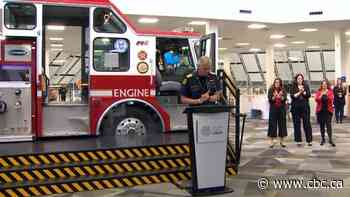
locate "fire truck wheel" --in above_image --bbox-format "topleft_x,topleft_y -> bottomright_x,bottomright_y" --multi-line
110,108 -> 160,136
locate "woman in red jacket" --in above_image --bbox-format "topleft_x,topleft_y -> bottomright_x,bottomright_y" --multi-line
315,80 -> 335,147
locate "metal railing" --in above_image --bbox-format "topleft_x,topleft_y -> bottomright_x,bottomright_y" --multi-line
217,69 -> 247,172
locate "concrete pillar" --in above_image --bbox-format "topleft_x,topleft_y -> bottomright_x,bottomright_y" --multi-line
265,45 -> 275,90
205,22 -> 219,71
334,31 -> 347,80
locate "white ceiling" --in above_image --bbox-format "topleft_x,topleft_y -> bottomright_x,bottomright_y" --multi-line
127,14 -> 350,54
114,0 -> 350,23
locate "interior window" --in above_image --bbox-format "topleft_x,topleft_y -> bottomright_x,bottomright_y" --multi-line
4,3 -> 36,30
93,8 -> 126,33
43,5 -> 90,104
156,38 -> 195,82
93,38 -> 130,72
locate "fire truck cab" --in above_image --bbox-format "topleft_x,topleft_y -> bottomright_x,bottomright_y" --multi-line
0,0 -> 217,142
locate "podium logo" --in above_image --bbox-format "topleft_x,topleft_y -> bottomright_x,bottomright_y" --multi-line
200,125 -> 224,137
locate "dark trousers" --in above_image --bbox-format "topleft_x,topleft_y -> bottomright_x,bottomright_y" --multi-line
317,111 -> 333,142
292,107 -> 313,143
268,107 -> 287,138
334,104 -> 345,122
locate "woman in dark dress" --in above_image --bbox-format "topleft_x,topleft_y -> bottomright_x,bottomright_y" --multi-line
290,73 -> 313,146
333,78 -> 346,123
267,78 -> 288,148
315,80 -> 335,147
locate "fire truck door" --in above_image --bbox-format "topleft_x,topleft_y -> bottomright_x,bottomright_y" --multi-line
199,33 -> 216,72
40,5 -> 90,137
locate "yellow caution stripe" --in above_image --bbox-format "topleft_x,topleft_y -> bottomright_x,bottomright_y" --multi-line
0,172 -> 191,196
0,145 -> 191,168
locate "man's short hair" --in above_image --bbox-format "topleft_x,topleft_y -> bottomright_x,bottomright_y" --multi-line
198,56 -> 211,67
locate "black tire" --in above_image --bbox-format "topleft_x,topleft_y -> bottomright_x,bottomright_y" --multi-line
103,107 -> 162,136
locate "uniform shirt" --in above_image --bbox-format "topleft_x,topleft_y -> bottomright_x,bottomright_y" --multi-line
180,72 -> 221,104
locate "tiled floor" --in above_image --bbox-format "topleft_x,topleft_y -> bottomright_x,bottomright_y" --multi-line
49,119 -> 350,197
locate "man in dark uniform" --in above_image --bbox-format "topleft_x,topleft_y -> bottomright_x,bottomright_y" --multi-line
180,56 -> 222,105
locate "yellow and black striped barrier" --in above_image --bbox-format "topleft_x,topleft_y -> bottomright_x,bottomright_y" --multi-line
0,144 -> 237,197
0,156 -> 192,183
0,167 -> 236,197
0,145 -> 190,169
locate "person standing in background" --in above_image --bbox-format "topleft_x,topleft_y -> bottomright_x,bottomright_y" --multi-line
333,78 -> 347,123
290,73 -> 313,146
315,80 -> 335,147
267,78 -> 288,148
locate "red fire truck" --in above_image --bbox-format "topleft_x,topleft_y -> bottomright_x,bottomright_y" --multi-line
0,0 -> 218,142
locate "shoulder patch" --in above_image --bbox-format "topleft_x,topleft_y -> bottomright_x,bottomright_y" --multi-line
186,73 -> 193,78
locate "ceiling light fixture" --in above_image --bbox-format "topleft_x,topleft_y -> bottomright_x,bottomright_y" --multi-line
248,23 -> 267,29
49,37 -> 64,41
53,60 -> 66,64
274,43 -> 287,48
188,21 -> 208,25
249,48 -> 261,52
299,28 -> 318,32
219,48 -> 227,50
51,44 -> 64,48
47,25 -> 65,31
138,17 -> 159,24
291,41 -> 306,44
288,56 -> 300,61
270,34 -> 286,39
345,32 -> 350,36
308,45 -> 320,49
236,42 -> 250,46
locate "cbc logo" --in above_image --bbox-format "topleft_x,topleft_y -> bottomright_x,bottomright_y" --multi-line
257,177 -> 269,190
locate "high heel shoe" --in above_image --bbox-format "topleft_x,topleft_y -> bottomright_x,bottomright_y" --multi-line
329,141 -> 336,147
280,142 -> 286,148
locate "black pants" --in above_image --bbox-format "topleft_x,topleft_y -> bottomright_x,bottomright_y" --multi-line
292,106 -> 313,143
317,111 -> 333,142
268,106 -> 287,138
334,104 -> 344,122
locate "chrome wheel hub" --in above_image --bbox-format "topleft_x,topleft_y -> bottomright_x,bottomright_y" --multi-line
116,118 -> 146,135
